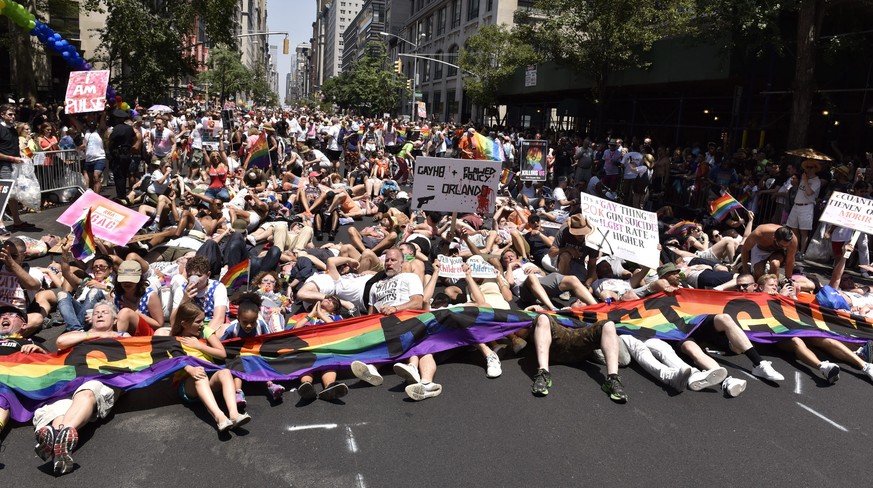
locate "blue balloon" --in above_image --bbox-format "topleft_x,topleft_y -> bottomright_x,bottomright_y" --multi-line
61,51 -> 71,59
84,63 -> 92,70
54,41 -> 63,51
51,34 -> 61,42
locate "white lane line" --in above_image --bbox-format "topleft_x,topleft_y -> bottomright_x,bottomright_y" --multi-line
286,423 -> 338,431
740,370 -> 758,381
356,473 -> 366,488
794,371 -> 802,395
345,426 -> 359,453
796,402 -> 848,432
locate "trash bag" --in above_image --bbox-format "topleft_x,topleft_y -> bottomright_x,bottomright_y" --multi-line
805,221 -> 832,263
11,157 -> 42,211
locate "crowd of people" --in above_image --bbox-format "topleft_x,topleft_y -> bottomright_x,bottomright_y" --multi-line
0,100 -> 872,476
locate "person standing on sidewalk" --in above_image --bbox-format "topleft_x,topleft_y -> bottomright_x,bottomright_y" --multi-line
0,104 -> 35,231
107,110 -> 136,202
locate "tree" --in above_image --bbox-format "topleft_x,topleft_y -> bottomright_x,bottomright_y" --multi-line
321,42 -> 404,116
248,60 -> 279,107
516,0 -> 700,132
199,46 -> 250,103
457,24 -> 541,117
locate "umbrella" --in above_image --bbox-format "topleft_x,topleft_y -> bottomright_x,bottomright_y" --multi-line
785,148 -> 833,161
148,104 -> 172,113
666,220 -> 699,236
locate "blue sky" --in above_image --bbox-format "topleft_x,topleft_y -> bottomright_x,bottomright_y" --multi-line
267,0 -> 317,100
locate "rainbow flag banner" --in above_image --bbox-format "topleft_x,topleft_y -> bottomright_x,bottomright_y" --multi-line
1,290 -> 871,422
70,207 -> 96,260
472,132 -> 502,161
245,132 -> 270,170
710,193 -> 744,221
666,220 -> 699,236
221,258 -> 250,291
500,168 -> 515,186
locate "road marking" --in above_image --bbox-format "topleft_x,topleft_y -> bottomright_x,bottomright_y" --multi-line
286,423 -> 338,431
794,371 -> 802,395
346,426 -> 359,453
356,473 -> 366,488
740,371 -> 758,381
796,402 -> 848,432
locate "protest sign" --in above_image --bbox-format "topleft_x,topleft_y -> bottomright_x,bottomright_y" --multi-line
64,70 -> 110,115
437,254 -> 465,279
0,179 -> 13,221
519,140 -> 547,181
467,255 -> 498,278
417,101 -> 427,119
820,191 -> 873,235
412,157 -> 501,214
57,190 -> 150,246
578,193 -> 660,269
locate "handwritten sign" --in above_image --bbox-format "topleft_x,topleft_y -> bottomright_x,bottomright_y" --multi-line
57,190 -> 150,246
417,101 -> 427,119
411,157 -> 501,214
467,255 -> 497,278
437,255 -> 465,279
578,192 -> 660,269
820,191 -> 873,235
520,140 -> 547,181
64,70 -> 110,115
0,179 -> 13,222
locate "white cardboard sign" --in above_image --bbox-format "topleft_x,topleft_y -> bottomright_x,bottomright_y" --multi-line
820,191 -> 873,235
578,193 -> 660,269
411,157 -> 501,214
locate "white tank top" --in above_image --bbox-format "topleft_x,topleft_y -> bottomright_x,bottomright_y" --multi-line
83,130 -> 105,162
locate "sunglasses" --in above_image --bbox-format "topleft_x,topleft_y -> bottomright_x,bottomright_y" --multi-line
92,264 -> 110,271
737,283 -> 756,289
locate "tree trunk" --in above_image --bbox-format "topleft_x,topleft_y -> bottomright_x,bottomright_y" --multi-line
786,0 -> 825,151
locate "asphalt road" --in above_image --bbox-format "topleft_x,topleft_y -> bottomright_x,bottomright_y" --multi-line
2,194 -> 873,487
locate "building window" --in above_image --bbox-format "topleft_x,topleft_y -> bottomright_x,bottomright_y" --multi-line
425,16 -> 433,40
487,0 -> 493,11
434,50 -> 443,79
436,7 -> 446,35
447,45 -> 458,76
450,0 -> 461,28
423,58 -> 431,82
447,89 -> 457,119
467,0 -> 479,20
434,91 -> 443,121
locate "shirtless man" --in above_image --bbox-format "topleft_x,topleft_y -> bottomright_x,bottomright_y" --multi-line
740,224 -> 797,281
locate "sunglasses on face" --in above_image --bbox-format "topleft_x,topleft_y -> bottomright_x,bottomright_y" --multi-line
737,283 -> 756,289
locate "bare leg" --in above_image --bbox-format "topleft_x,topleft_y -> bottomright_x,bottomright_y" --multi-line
679,340 -> 720,371
809,337 -> 866,369
49,389 -> 97,430
558,276 -> 596,305
533,314 -> 552,370
418,354 -> 437,382
712,313 -> 753,354
600,321 -> 620,375
212,369 -> 240,419
526,275 -> 557,310
347,227 -> 366,253
184,376 -> 229,425
320,371 -> 337,388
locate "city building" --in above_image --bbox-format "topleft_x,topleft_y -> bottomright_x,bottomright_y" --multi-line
340,0 -> 386,73
322,0 -> 364,79
295,42 -> 312,99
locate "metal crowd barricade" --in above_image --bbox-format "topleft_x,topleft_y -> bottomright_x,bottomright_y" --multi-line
32,148 -> 86,200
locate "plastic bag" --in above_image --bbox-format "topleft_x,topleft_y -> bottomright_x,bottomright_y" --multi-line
805,221 -> 831,263
11,157 -> 42,211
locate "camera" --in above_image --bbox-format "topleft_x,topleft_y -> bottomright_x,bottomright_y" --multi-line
781,278 -> 793,287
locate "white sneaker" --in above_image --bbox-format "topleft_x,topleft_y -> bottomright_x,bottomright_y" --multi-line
863,363 -> 873,382
558,291 -> 572,301
393,362 -> 421,384
752,360 -> 784,381
405,381 -> 442,401
246,235 -> 257,246
688,367 -> 728,391
485,352 -> 502,378
818,360 -> 840,385
661,365 -> 692,392
351,360 -> 383,386
722,376 -> 747,397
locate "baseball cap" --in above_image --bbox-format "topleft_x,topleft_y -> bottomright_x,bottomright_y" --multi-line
117,260 -> 143,283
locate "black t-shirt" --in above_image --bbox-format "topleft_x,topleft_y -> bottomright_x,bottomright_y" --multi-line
108,123 -> 136,160
0,124 -> 20,158
275,119 -> 289,138
0,336 -> 34,355
553,227 -> 597,259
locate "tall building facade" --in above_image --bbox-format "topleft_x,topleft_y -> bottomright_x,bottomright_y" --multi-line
295,42 -> 312,99
237,0 -> 269,70
341,0 -> 386,73
322,0 -> 363,79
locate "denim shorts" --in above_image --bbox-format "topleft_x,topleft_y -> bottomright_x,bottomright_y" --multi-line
85,158 -> 107,172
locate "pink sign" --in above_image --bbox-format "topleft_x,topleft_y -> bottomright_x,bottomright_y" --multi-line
64,70 -> 110,114
58,191 -> 149,246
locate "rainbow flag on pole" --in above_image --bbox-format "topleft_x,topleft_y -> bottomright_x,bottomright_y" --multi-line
500,168 -> 515,186
472,132 -> 502,161
221,258 -> 250,291
244,132 -> 270,170
70,207 -> 96,261
710,193 -> 744,221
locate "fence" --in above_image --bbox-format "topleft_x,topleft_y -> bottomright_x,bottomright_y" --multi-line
32,148 -> 86,200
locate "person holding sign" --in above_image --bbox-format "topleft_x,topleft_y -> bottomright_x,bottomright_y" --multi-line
499,248 -> 597,310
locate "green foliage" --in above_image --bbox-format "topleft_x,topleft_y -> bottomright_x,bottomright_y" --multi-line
248,60 -> 279,106
198,46 -> 250,103
458,24 -> 541,113
321,41 -> 404,116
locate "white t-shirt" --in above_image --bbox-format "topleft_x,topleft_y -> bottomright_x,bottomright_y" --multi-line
83,130 -> 105,162
794,176 -> 820,205
148,169 -> 169,195
369,273 -> 423,312
326,125 -> 341,151
334,273 -> 371,310
305,272 -> 336,296
191,124 -> 203,150
621,152 -> 643,180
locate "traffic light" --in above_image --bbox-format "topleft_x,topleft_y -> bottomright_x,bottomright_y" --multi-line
283,36 -> 289,55
406,79 -> 412,90
394,59 -> 402,74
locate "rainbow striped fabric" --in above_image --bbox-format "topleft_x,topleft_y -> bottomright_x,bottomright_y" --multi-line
666,220 -> 698,236
710,193 -> 744,221
70,207 -> 96,260
244,132 -> 270,170
221,258 -> 250,291
472,132 -> 502,161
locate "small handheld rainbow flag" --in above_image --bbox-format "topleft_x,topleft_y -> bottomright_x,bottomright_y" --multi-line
221,259 -> 250,291
500,168 -> 515,186
244,132 -> 270,170
70,207 -> 96,261
710,193 -> 744,221
666,220 -> 698,236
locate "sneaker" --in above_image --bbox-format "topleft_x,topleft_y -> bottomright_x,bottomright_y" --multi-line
857,340 -> 873,362
235,390 -> 246,408
818,360 -> 840,384
721,376 -> 747,398
34,425 -> 55,462
863,363 -> 873,382
52,425 -> 78,475
601,374 -> 628,403
267,382 -> 285,401
661,365 -> 692,392
217,418 -> 234,433
246,235 -> 257,246
351,360 -> 384,386
485,352 -> 502,378
405,381 -> 442,401
230,412 -> 252,429
558,291 -> 572,301
531,368 -> 552,396
318,382 -> 349,401
297,381 -> 317,400
393,362 -> 421,384
752,360 -> 785,381
688,367 -> 728,391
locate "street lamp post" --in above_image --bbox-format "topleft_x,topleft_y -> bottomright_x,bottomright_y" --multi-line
379,31 -> 426,119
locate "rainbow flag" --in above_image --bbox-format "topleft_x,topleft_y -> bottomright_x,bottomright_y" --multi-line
420,126 -> 431,139
70,207 -> 96,260
737,191 -> 751,206
666,220 -> 698,236
500,168 -> 515,186
473,132 -> 502,161
710,193 -> 744,221
221,258 -> 250,291
244,132 -> 270,170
